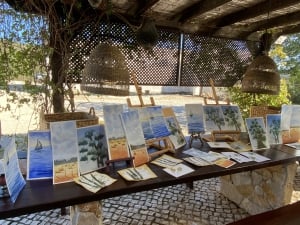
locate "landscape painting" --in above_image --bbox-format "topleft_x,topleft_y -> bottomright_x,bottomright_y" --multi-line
103,104 -> 130,160
266,114 -> 282,145
50,121 -> 79,184
77,125 -> 108,174
185,104 -> 205,134
162,107 -> 186,149
27,130 -> 53,180
120,110 -> 149,166
203,105 -> 226,131
221,105 -> 246,132
246,117 -> 270,150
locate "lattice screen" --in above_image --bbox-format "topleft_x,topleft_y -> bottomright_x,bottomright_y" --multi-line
68,19 -> 259,87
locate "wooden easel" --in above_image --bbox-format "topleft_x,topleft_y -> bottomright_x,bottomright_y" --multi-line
127,73 -> 174,158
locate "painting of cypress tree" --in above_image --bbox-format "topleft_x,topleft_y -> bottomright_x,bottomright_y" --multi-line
221,105 -> 246,132
266,114 -> 282,145
203,105 -> 225,131
246,117 -> 269,150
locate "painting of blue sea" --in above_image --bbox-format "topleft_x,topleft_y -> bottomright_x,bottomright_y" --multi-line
27,130 -> 53,180
3,136 -> 26,203
135,107 -> 154,140
185,104 -> 205,134
147,106 -> 170,138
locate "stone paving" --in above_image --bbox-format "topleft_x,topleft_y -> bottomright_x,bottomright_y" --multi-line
1,94 -> 300,224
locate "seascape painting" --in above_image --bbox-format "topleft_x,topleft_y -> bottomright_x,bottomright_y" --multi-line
266,114 -> 282,145
27,130 -> 53,180
185,104 -> 205,134
50,121 -> 79,184
246,117 -> 270,150
103,104 -> 130,160
147,106 -> 170,138
77,125 -> 108,174
135,107 -> 154,140
120,110 -> 149,166
3,136 -> 26,203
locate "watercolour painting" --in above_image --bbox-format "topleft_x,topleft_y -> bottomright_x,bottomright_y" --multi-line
185,104 -> 205,134
77,125 -> 108,174
3,136 -> 26,203
203,105 -> 226,131
162,107 -> 186,149
221,105 -> 246,132
266,114 -> 282,145
27,130 -> 53,180
120,110 -> 149,166
147,106 -> 170,138
135,107 -> 154,140
280,105 -> 300,143
50,121 -> 79,184
245,117 -> 270,150
103,104 -> 130,160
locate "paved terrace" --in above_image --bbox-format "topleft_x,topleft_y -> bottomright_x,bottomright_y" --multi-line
0,94 -> 300,225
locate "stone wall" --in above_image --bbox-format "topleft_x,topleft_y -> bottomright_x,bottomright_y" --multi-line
219,162 -> 297,215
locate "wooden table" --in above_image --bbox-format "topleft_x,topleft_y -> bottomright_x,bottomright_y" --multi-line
0,144 -> 299,219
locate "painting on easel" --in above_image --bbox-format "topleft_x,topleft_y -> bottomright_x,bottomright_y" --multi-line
220,105 -> 246,132
103,104 -> 131,161
185,104 -> 205,134
120,110 -> 149,166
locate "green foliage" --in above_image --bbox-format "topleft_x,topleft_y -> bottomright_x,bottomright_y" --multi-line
247,118 -> 267,149
228,79 -> 290,118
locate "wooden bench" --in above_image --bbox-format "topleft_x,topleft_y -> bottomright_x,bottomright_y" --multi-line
227,201 -> 300,225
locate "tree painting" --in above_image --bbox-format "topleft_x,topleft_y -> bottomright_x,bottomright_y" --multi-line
221,105 -> 245,131
246,118 -> 269,150
203,106 -> 225,131
77,125 -> 108,174
266,114 -> 282,144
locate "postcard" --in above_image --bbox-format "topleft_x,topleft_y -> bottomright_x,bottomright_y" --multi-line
163,163 -> 194,178
183,148 -> 210,158
207,142 -> 232,149
50,120 -> 80,184
74,171 -> 116,193
151,154 -> 183,168
214,158 -> 236,168
77,125 -> 108,174
117,164 -> 157,181
3,136 -> 26,203
183,157 -> 212,166
240,152 -> 270,162
27,130 -> 53,180
221,152 -> 252,163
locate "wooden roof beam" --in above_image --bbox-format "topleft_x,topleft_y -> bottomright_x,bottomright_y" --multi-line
278,23 -> 300,36
215,0 -> 300,27
172,0 -> 232,23
128,0 -> 160,17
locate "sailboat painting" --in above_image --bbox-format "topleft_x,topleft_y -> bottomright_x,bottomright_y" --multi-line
27,130 -> 53,180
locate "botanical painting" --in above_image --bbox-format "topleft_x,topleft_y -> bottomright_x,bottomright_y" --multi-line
103,104 -> 130,160
120,110 -> 149,167
27,130 -> 53,180
50,121 -> 79,184
245,117 -> 270,150
77,125 -> 108,174
3,136 -> 26,203
147,106 -> 170,138
266,114 -> 282,145
162,107 -> 186,149
203,105 -> 226,131
221,105 -> 246,132
185,104 -> 205,134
